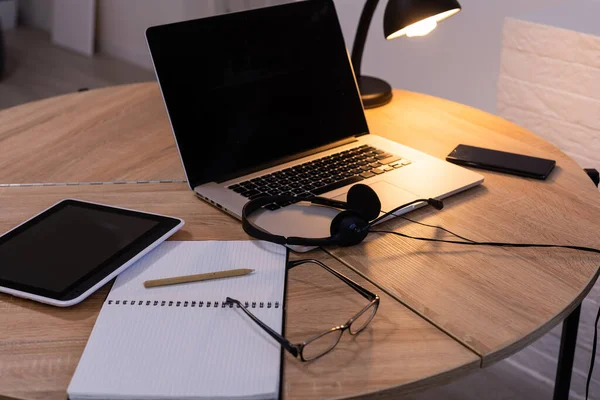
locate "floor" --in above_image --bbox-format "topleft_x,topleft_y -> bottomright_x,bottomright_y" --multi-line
0,27 -> 155,110
2,26 -> 600,400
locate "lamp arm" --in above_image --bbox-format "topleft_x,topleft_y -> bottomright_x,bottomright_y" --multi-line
351,0 -> 380,80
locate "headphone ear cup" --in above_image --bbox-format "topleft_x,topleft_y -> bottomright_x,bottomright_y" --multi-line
330,210 -> 370,246
346,184 -> 381,221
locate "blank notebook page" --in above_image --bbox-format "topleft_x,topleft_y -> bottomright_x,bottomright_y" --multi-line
68,240 -> 287,400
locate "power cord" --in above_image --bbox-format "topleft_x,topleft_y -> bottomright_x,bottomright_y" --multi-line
398,215 -> 475,243
371,229 -> 600,255
369,224 -> 600,399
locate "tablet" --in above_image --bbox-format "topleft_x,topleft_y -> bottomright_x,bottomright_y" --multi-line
0,199 -> 184,307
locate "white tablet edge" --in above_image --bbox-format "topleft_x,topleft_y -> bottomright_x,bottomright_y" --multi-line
0,198 -> 185,307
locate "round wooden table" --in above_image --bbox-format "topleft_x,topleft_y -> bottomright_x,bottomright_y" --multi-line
1,83 -> 599,400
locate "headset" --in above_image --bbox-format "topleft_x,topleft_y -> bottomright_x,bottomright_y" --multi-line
242,183 -> 600,399
242,183 -> 443,247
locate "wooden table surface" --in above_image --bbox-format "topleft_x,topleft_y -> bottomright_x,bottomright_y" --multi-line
1,83 -> 599,399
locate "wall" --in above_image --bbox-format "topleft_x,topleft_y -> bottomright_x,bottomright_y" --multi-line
52,0 -> 95,55
224,0 -> 290,12
497,0 -> 600,169
18,0 -> 53,32
96,0 -> 222,70
96,0 -> 288,70
332,0 -> 564,114
0,0 -> 18,30
94,0 -> 565,114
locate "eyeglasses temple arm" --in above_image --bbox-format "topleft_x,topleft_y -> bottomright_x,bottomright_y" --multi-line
287,259 -> 377,301
225,297 -> 299,357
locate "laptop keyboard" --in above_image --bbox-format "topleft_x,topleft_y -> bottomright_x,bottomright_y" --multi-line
227,144 -> 412,211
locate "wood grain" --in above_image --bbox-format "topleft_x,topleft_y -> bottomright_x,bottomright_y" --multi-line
0,84 -> 183,184
0,82 -> 587,187
0,183 -> 242,242
2,83 -> 600,398
0,184 -> 479,400
283,252 -> 478,400
329,90 -> 600,365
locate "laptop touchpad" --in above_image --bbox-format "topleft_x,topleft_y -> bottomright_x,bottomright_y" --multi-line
333,181 -> 418,213
250,181 -> 419,240
249,203 -> 339,239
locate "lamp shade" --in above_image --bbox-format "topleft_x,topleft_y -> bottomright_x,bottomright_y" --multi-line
384,0 -> 461,39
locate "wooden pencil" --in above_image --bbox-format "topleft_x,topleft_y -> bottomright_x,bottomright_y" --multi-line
143,268 -> 254,288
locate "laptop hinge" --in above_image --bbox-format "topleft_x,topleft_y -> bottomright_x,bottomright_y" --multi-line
216,136 -> 359,183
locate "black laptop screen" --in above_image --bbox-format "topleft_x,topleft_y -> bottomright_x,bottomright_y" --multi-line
146,0 -> 369,188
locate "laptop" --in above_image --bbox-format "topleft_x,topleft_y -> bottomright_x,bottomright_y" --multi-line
146,0 -> 483,252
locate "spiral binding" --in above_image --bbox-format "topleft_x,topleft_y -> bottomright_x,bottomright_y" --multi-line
106,299 -> 280,309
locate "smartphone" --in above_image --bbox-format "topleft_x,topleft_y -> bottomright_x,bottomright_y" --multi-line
446,144 -> 556,180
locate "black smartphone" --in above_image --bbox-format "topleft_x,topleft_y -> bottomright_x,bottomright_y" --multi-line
446,144 -> 556,180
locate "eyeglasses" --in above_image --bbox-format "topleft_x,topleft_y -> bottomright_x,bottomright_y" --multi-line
225,259 -> 380,362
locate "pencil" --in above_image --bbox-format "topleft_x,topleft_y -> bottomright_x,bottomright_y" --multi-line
143,268 -> 254,288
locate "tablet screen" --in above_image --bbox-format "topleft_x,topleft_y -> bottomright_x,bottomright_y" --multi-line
0,200 -> 182,301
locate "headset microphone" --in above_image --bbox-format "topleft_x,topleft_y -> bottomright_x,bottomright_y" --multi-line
428,199 -> 444,210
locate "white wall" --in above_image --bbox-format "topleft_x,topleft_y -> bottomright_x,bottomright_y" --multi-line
224,0 -> 290,13
497,0 -> 600,169
332,0 -> 564,114
52,0 -> 95,56
0,0 -> 18,30
18,0 -> 53,32
92,0 -> 565,114
97,0 -> 222,70
95,0 -> 288,70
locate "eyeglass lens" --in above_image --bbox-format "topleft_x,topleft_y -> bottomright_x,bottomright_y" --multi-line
302,329 -> 344,361
349,301 -> 378,335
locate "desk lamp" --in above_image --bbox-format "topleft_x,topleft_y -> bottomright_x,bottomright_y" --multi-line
352,0 -> 461,108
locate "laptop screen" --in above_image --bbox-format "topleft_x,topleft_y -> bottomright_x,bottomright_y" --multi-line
147,0 -> 369,188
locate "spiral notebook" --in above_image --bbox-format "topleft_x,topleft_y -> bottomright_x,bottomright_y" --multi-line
68,240 -> 288,400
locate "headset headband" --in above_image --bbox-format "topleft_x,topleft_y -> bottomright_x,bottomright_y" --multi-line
242,195 -> 342,246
